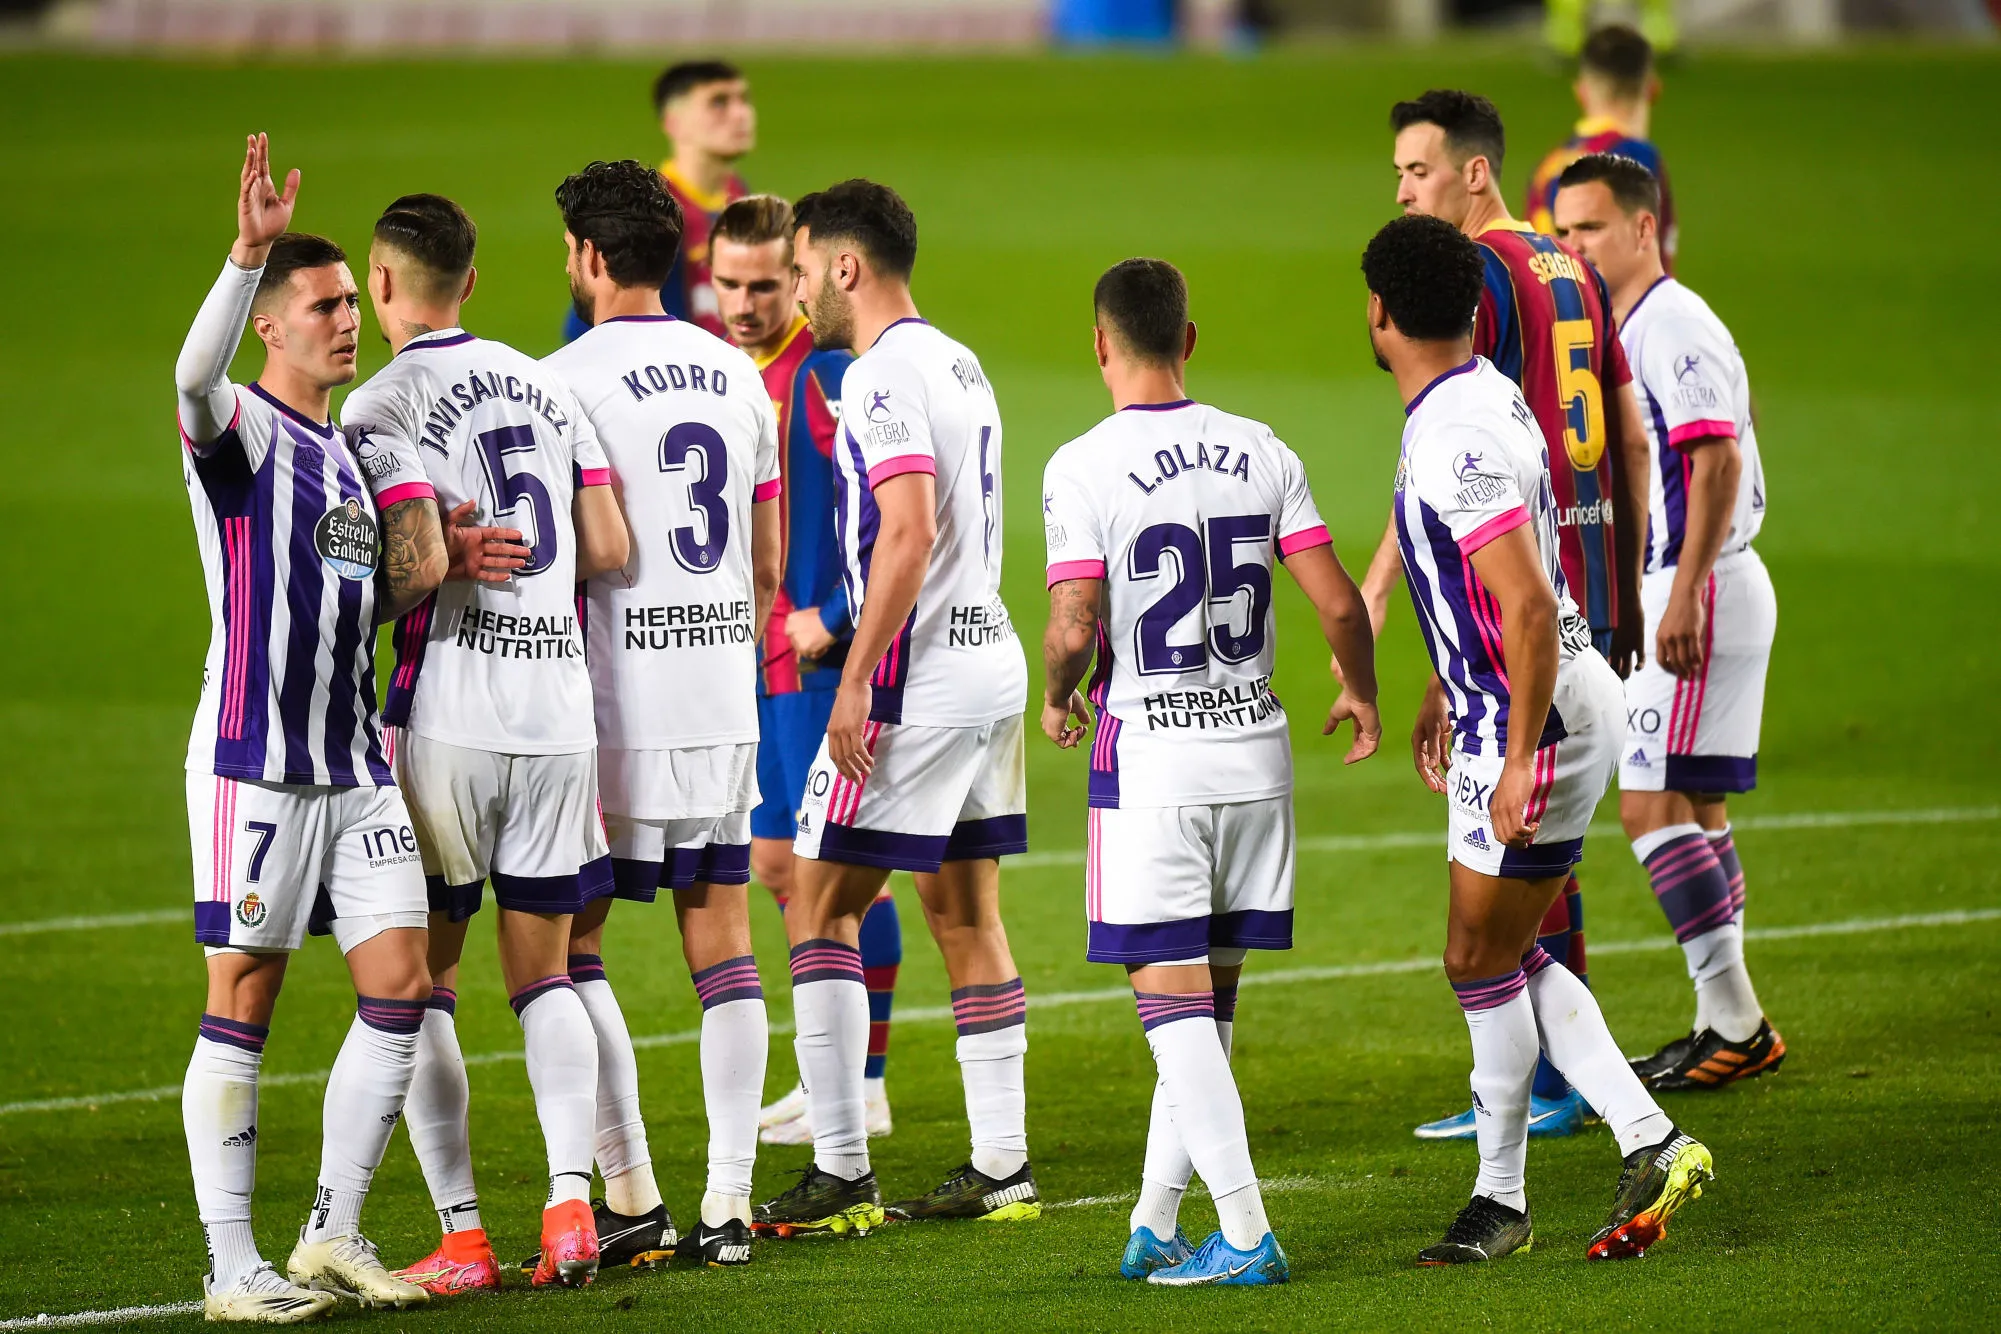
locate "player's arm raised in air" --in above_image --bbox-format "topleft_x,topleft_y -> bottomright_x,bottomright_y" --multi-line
1654,428 -> 1740,679
1282,544 -> 1382,763
1041,576 -> 1099,750
1465,524 -> 1562,848
830,470 -> 936,781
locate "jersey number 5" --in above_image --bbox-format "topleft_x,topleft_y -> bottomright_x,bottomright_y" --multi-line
475,425 -> 559,576
1552,317 -> 1606,471
1129,515 -> 1272,675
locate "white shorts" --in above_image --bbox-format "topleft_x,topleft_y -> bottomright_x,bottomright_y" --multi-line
188,772 -> 426,954
794,714 -> 1028,873
1084,795 -> 1295,965
1448,650 -> 1623,878
393,730 -> 607,919
597,742 -> 758,901
1620,549 -> 1775,794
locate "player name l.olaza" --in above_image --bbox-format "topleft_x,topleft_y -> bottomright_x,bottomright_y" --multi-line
454,606 -> 582,658
948,600 -> 1016,647
623,601 -> 755,650
419,370 -> 570,455
619,360 -> 732,403
1141,678 -> 1282,732
1127,440 -> 1252,494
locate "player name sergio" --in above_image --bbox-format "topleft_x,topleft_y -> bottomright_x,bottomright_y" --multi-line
1127,439 -> 1253,494
623,600 -> 756,649
416,368 -> 570,454
1141,678 -> 1282,732
455,606 -> 582,658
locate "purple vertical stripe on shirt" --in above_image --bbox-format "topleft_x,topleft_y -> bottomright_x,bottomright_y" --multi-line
278,433 -> 328,781
1646,389 -> 1688,570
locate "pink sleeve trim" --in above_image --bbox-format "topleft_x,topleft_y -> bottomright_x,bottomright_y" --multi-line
1277,525 -> 1332,558
1458,506 -> 1530,555
1047,559 -> 1107,587
1666,419 -> 1736,450
752,477 -> 783,503
374,480 -> 437,510
866,454 -> 936,488
177,398 -> 242,451
578,467 -> 613,488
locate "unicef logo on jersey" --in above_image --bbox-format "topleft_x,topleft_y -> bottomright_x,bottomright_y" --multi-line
315,497 -> 380,581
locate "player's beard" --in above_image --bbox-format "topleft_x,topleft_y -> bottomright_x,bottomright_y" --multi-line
804,280 -> 854,351
1368,324 -> 1391,373
568,269 -> 595,330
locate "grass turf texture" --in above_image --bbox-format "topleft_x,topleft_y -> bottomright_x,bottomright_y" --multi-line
2,44 -> 1998,1331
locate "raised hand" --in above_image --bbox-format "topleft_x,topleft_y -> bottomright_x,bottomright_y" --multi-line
232,132 -> 299,268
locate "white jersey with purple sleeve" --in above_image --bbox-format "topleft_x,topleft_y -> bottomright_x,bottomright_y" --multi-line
1393,357 -> 1593,758
543,314 -> 781,750
835,318 -> 1027,727
341,329 -> 605,755
1620,277 -> 1767,575
1042,399 -> 1330,808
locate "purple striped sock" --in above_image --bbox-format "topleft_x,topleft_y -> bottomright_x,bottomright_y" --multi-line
1213,982 -> 1240,1025
426,985 -> 457,1015
1645,831 -> 1735,943
788,938 -> 864,986
1707,828 -> 1746,918
950,978 -> 1026,1036
691,955 -> 765,1009
356,995 -> 426,1036
567,953 -> 606,985
1520,945 -> 1555,978
1134,990 -> 1215,1032
198,1013 -> 269,1053
1451,968 -> 1527,1012
508,974 -> 573,1018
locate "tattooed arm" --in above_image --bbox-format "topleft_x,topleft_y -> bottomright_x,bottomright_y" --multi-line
375,497 -> 449,624
1041,577 -> 1101,749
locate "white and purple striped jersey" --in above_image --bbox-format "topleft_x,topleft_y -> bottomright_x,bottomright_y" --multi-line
1042,400 -> 1329,808
1393,358 -> 1593,758
341,329 -> 607,755
182,382 -> 393,788
543,315 -> 781,750
836,319 -> 1027,727
1619,277 -> 1767,575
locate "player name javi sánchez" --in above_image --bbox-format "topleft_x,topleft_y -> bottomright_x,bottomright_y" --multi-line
1141,678 -> 1282,732
418,370 -> 570,455
623,600 -> 755,649
455,606 -> 582,658
1128,439 -> 1253,494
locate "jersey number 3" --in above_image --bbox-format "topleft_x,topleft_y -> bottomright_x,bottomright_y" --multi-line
659,421 -> 730,573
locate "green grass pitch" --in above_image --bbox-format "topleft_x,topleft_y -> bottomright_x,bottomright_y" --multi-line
2,43 -> 1998,1331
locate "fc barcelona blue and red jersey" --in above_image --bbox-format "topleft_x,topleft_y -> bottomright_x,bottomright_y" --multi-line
756,318 -> 853,695
1525,118 -> 1676,273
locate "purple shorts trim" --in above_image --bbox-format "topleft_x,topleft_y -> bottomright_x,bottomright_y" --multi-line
1211,908 -> 1293,952
943,814 -> 1028,861
491,870 -> 585,916
194,901 -> 233,945
1085,909 -> 1292,965
1664,754 -> 1758,794
1497,836 -> 1587,880
815,824 -> 952,874
426,875 -> 485,923
605,842 -> 753,904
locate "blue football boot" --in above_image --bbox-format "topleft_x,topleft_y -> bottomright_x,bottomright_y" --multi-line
1119,1225 -> 1194,1279
1146,1230 -> 1288,1287
1414,1088 -> 1592,1140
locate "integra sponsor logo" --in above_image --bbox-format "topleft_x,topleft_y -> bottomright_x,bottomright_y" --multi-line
315,498 -> 380,580
622,601 -> 754,649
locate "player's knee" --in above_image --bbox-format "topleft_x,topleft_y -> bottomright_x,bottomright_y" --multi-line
751,840 -> 793,897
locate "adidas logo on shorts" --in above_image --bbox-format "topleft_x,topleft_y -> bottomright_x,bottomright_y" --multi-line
1462,828 -> 1491,851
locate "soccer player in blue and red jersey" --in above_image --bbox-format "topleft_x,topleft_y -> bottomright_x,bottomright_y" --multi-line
1356,89 -> 1652,1141
707,195 -> 905,1148
560,60 -> 752,344
1525,26 -> 1677,274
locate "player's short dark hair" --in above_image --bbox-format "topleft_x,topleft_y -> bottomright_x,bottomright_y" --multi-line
653,59 -> 743,114
792,179 -> 917,281
254,232 -> 346,310
1361,214 -> 1484,343
1390,89 -> 1507,178
1093,258 -> 1188,364
372,193 -> 477,300
1557,151 -> 1662,217
555,159 -> 684,288
1579,24 -> 1653,97
713,194 -> 795,250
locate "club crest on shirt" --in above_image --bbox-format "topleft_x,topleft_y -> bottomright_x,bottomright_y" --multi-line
235,891 -> 267,928
315,497 -> 380,581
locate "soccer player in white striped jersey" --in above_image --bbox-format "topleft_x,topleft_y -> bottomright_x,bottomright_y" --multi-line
543,159 -> 783,1269
176,135 -> 447,1323
341,193 -> 631,1291
754,180 -> 1034,1235
1364,213 -> 1710,1266
1554,153 -> 1784,1091
1040,258 -> 1381,1286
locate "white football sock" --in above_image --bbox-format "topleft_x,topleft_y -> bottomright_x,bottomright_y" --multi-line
305,999 -> 424,1241
958,1025 -> 1029,1180
1143,1006 -> 1261,1244
1685,923 -> 1763,1042
701,996 -> 769,1200
701,1191 -> 752,1228
404,1001 -> 481,1235
791,973 -> 870,1180
514,979 -> 598,1206
183,1023 -> 266,1288
1525,961 -> 1674,1155
1214,1182 -> 1271,1250
571,974 -> 660,1215
1130,1174 -> 1185,1238
1459,985 -> 1538,1213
